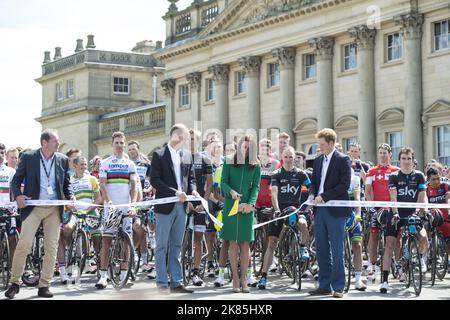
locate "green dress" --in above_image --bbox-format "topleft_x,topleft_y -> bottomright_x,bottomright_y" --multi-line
220,158 -> 261,242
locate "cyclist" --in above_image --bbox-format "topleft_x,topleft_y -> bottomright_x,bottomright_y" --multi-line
60,156 -> 102,282
0,143 -> 18,265
346,168 -> 366,290
365,143 -> 399,282
426,168 -> 450,255
96,131 -> 138,289
128,140 -> 152,273
188,129 -> 213,286
6,148 -> 19,169
380,147 -> 428,293
272,132 -> 290,163
258,147 -> 310,290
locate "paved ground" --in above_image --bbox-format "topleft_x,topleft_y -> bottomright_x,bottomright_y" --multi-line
3,267 -> 450,301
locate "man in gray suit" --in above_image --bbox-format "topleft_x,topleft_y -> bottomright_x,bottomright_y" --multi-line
5,129 -> 73,299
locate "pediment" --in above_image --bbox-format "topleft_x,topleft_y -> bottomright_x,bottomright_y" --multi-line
199,0 -> 337,38
423,99 -> 450,116
335,115 -> 358,130
377,107 -> 404,122
293,117 -> 317,134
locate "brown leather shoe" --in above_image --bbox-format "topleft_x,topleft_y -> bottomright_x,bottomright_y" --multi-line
38,287 -> 54,298
4,283 -> 20,299
170,286 -> 194,294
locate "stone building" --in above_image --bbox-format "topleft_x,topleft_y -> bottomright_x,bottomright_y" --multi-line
36,36 -> 167,159
155,0 -> 450,167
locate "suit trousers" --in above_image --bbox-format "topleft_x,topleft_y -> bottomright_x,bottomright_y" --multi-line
314,207 -> 346,292
10,206 -> 61,288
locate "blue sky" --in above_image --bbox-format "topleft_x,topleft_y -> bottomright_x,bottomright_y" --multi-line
0,0 -> 192,149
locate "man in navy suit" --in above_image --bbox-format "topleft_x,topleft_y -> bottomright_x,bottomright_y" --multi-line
308,128 -> 351,298
5,129 -> 73,299
151,123 -> 199,294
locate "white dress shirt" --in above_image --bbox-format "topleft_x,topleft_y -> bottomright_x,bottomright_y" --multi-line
39,150 -> 57,200
168,144 -> 182,191
318,148 -> 336,195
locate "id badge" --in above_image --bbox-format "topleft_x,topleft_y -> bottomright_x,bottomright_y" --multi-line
47,186 -> 54,195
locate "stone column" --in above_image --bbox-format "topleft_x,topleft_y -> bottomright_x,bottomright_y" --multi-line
186,72 -> 202,125
161,78 -> 176,135
309,37 -> 334,130
395,11 -> 424,166
208,64 -> 230,137
349,25 -> 377,163
239,56 -> 262,131
272,47 -> 296,135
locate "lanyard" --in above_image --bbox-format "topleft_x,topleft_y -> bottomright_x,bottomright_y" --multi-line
40,154 -> 55,186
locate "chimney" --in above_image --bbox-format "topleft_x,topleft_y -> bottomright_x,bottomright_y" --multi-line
156,41 -> 163,49
75,39 -> 84,52
86,34 -> 96,49
54,47 -> 62,60
43,51 -> 52,64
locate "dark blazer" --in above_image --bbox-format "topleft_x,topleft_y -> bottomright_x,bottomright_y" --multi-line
11,149 -> 72,221
150,146 -> 197,214
309,150 -> 352,216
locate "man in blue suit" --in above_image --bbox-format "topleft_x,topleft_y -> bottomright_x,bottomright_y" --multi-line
308,128 -> 351,298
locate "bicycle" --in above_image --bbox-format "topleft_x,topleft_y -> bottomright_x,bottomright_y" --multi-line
103,209 -> 135,290
251,207 -> 271,277
65,211 -> 91,283
277,208 -> 310,291
181,211 -> 208,286
0,211 -> 20,290
395,213 -> 424,296
131,208 -> 154,279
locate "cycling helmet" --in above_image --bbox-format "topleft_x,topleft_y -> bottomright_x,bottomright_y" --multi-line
282,206 -> 298,227
376,209 -> 389,226
103,208 -> 122,230
86,214 -> 101,229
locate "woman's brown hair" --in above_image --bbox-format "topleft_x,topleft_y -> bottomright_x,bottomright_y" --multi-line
233,135 -> 259,169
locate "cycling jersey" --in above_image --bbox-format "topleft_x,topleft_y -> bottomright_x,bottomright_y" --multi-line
133,159 -> 151,190
256,158 -> 280,208
0,164 -> 15,203
427,182 -> 450,217
388,170 -> 426,216
271,167 -> 310,210
366,164 -> 399,201
71,173 -> 99,213
348,174 -> 361,201
99,155 -> 137,208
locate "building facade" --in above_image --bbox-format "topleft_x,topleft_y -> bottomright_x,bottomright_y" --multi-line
155,0 -> 450,167
36,36 -> 167,159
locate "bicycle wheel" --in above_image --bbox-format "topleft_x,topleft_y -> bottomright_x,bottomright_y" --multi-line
430,232 -> 437,286
109,231 -> 134,290
130,249 -> 141,281
308,236 -> 318,277
436,232 -> 449,281
278,229 -> 293,279
0,233 -> 10,290
344,235 -> 352,293
181,230 -> 193,286
21,237 -> 42,287
251,227 -> 266,277
290,232 -> 302,291
74,229 -> 89,277
409,236 -> 422,296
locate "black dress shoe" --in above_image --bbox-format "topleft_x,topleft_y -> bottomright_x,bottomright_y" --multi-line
38,287 -> 54,298
5,283 -> 20,299
308,288 -> 332,296
170,286 -> 194,294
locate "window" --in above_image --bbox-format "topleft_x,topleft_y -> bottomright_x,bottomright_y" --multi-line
67,79 -> 74,98
343,137 -> 358,153
436,125 -> 450,165
304,54 -> 316,80
388,132 -> 403,165
113,77 -> 129,94
179,85 -> 189,107
343,43 -> 357,71
176,14 -> 191,34
268,63 -> 280,87
56,82 -> 64,101
434,20 -> 450,51
387,33 -> 403,61
235,71 -> 247,95
206,79 -> 215,101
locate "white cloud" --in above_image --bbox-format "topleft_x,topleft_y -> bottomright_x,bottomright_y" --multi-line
0,0 -> 193,150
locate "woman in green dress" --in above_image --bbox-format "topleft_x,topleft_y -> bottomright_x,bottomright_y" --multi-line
221,135 -> 261,293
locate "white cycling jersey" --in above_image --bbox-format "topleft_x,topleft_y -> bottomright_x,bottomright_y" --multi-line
0,164 -> 15,203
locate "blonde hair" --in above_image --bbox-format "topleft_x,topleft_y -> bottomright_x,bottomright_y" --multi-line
315,128 -> 337,144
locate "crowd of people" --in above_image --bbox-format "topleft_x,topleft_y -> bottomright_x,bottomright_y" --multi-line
1,124 -> 449,299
